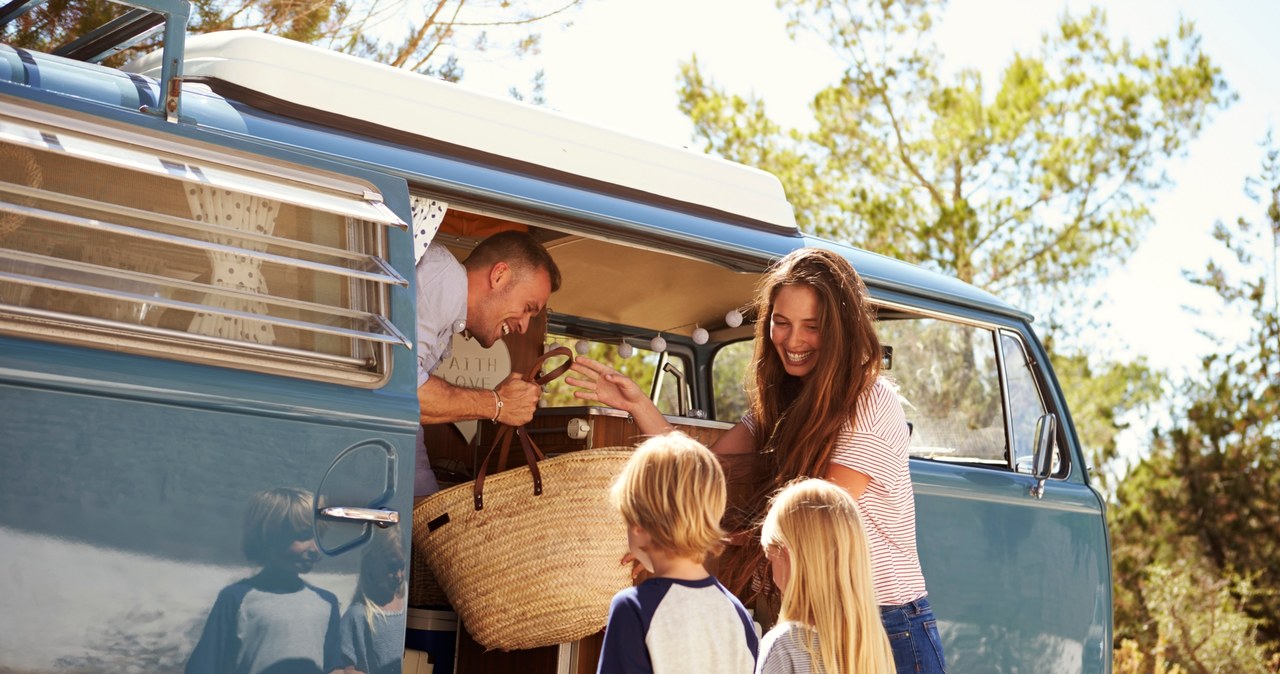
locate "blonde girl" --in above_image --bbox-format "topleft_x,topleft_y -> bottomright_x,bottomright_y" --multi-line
757,479 -> 892,674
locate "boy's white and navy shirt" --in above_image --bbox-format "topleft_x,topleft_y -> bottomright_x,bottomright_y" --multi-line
596,575 -> 759,674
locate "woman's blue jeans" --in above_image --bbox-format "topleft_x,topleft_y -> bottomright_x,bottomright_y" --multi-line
880,597 -> 948,674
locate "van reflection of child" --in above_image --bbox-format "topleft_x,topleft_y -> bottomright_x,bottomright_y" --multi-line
337,527 -> 407,674
186,487 -> 341,674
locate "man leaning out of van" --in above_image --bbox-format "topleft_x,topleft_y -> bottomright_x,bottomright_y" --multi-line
414,231 -> 562,496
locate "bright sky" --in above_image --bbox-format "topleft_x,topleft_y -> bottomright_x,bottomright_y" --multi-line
455,0 -> 1278,381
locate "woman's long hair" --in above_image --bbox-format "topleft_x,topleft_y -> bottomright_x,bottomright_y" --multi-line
718,248 -> 881,598
762,479 -> 894,674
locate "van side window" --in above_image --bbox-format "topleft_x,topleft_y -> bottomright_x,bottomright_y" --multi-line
0,117 -> 408,385
712,340 -> 753,422
1001,331 -> 1052,474
877,315 -> 1006,466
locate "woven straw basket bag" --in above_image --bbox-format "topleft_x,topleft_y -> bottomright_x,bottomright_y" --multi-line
411,347 -> 634,651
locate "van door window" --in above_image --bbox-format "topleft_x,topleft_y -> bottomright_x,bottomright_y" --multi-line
1001,331 -> 1053,474
877,315 -> 1007,467
541,335 -> 690,416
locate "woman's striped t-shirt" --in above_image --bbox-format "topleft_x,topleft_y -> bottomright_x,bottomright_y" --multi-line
742,376 -> 927,606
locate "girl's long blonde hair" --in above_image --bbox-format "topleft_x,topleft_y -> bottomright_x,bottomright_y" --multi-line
761,479 -> 893,674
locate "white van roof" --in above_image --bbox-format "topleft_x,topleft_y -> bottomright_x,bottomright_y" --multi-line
125,30 -> 798,232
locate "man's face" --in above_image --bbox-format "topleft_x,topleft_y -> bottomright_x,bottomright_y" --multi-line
469,263 -> 552,348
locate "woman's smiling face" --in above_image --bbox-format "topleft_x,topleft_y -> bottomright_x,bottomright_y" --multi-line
769,284 -> 822,378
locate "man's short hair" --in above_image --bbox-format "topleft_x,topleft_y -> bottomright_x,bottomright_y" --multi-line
464,230 -> 561,292
611,431 -> 727,562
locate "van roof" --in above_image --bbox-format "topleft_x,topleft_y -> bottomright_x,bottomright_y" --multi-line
0,35 -> 1030,324
124,30 -> 799,234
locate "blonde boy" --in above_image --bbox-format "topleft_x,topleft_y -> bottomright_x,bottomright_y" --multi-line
596,432 -> 758,674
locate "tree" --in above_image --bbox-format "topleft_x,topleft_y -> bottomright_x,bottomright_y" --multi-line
679,1 -> 1230,303
1111,560 -> 1275,674
1109,136 -> 1280,670
1043,333 -> 1163,490
2,0 -> 582,84
678,0 -> 1222,473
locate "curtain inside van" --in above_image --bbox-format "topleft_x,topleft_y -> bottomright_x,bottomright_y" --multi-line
184,184 -> 280,343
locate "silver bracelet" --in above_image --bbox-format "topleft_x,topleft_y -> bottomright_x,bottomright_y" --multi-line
491,389 -> 504,423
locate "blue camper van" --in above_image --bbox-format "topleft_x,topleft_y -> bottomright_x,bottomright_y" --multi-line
0,3 -> 1111,672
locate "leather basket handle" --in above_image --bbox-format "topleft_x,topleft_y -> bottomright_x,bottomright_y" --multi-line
472,346 -> 575,510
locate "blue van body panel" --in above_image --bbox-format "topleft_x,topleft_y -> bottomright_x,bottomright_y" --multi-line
0,338 -> 420,670
912,460 -> 1111,671
1,45 -> 423,672
802,234 -> 1033,321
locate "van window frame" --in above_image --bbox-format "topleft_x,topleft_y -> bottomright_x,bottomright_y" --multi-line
0,101 -> 414,387
997,328 -> 1072,480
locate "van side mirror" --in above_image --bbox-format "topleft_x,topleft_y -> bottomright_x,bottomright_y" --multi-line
1030,413 -> 1057,499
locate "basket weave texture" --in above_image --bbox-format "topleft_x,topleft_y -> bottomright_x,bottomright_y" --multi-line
411,446 -> 634,651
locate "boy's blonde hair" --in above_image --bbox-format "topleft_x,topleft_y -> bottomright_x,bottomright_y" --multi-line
242,487 -> 314,565
761,479 -> 894,674
611,431 -> 727,563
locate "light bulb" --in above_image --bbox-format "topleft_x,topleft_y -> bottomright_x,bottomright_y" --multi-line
618,342 -> 634,358
692,327 -> 709,345
725,309 -> 744,328
574,339 -> 590,355
650,335 -> 667,353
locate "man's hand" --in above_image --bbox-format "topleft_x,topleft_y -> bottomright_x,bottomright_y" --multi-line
494,373 -> 540,426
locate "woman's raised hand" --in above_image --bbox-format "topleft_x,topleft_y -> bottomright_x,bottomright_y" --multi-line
566,356 -> 647,411
567,356 -> 675,436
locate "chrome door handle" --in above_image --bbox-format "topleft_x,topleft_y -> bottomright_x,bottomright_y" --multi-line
320,506 -> 399,528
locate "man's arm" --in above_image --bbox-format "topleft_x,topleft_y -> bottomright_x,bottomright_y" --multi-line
417,372 -> 542,426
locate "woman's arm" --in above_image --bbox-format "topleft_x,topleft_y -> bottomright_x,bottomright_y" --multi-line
708,422 -> 755,455
824,462 -> 872,499
568,356 -> 759,455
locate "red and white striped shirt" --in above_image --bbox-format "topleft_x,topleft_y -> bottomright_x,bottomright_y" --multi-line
743,377 -> 927,606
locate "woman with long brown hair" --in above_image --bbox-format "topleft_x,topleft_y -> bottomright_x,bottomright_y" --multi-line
568,248 -> 947,674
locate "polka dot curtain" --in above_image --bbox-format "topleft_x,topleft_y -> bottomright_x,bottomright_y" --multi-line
410,196 -> 448,264
184,184 -> 279,343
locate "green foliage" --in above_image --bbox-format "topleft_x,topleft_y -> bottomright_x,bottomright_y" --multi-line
679,1 -> 1232,305
1044,333 -> 1163,488
1,0 -> 121,55
712,341 -> 753,421
1110,136 -> 1280,669
1145,561 -> 1275,674
1112,560 -> 1278,674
